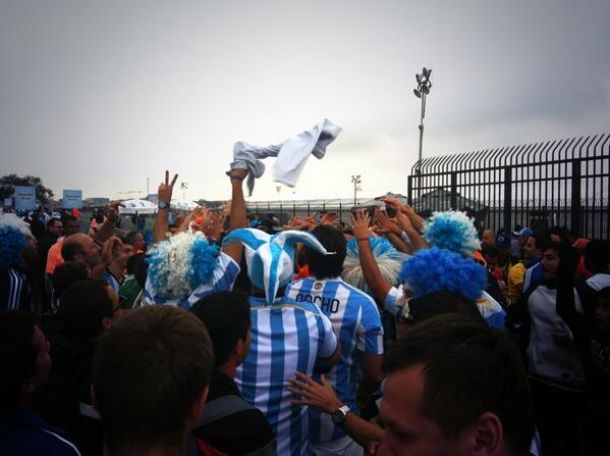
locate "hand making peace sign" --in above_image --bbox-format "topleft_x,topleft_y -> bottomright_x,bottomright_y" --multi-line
158,170 -> 178,203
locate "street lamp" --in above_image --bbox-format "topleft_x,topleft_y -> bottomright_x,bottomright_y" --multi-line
180,182 -> 188,199
413,67 -> 432,174
351,175 -> 362,205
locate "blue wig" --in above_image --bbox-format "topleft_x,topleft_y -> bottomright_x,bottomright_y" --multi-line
0,214 -> 30,268
423,211 -> 480,256
146,231 -> 219,301
342,236 -> 406,294
398,247 -> 487,302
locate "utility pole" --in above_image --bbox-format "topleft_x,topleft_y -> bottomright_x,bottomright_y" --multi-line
413,67 -> 432,174
351,175 -> 362,206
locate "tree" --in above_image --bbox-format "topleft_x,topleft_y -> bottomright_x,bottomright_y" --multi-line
0,174 -> 54,205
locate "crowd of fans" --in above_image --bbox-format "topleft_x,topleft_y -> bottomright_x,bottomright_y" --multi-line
1,167 -> 609,456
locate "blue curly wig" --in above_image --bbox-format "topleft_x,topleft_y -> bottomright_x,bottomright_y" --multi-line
398,247 -> 487,302
0,214 -> 30,268
146,231 -> 219,301
423,210 -> 480,256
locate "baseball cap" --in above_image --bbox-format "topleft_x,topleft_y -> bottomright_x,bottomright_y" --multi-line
513,227 -> 534,237
495,232 -> 510,248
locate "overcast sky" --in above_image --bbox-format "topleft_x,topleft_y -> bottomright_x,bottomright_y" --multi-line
1,0 -> 609,202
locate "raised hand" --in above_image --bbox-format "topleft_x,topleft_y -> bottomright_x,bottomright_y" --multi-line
206,210 -> 226,241
319,211 -> 338,227
158,170 -> 178,203
350,209 -> 371,240
374,208 -> 401,236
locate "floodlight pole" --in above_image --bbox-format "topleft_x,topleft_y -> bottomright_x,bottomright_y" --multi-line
351,175 -> 361,206
413,67 -> 432,175
417,91 -> 426,174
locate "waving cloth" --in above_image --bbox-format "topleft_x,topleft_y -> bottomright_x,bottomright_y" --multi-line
222,228 -> 331,305
229,118 -> 342,195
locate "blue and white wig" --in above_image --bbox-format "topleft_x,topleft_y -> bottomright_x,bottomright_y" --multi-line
222,228 -> 329,305
146,231 -> 219,302
423,210 -> 480,256
342,236 -> 407,294
398,247 -> 487,303
0,213 -> 31,268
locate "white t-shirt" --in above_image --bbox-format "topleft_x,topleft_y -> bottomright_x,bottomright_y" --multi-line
526,285 -> 586,388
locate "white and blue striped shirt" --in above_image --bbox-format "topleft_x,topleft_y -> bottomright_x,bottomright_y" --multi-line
236,295 -> 338,456
286,277 -> 384,443
1,267 -> 30,312
385,285 -> 506,330
101,269 -> 122,295
142,252 -> 240,309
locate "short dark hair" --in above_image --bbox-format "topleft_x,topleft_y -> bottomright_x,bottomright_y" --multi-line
407,291 -> 483,324
59,280 -> 114,339
528,232 -> 548,251
585,240 -> 610,273
306,225 -> 346,279
0,311 -> 36,410
191,291 -> 251,367
382,314 -> 535,455
52,261 -> 90,299
47,218 -> 62,230
93,306 -> 214,452
125,230 -> 141,246
61,238 -> 85,261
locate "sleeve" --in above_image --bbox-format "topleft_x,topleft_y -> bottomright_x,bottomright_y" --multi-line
383,285 -> 402,316
357,300 -> 384,355
317,312 -> 338,359
187,252 -> 241,305
508,263 -> 525,287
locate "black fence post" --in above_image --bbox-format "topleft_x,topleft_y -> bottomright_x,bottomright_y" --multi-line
407,175 -> 413,206
503,167 -> 512,233
571,159 -> 582,236
450,172 -> 458,210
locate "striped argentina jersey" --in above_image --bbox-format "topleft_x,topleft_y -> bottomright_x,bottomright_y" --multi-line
384,285 -> 507,330
285,277 -> 384,443
0,267 -> 31,312
142,252 -> 240,309
236,295 -> 338,456
101,269 -> 122,295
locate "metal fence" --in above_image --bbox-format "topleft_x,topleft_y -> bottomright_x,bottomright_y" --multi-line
407,133 -> 610,239
244,198 -> 363,224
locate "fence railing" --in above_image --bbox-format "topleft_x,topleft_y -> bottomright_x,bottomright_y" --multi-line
407,133 -> 610,239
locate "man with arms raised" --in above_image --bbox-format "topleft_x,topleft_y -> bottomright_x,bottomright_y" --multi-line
286,224 -> 383,456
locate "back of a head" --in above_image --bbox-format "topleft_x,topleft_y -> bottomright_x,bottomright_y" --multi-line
585,239 -> 610,272
93,306 -> 213,452
383,314 -> 535,455
61,234 -> 87,261
0,311 -> 36,411
52,261 -> 90,299
407,290 -> 483,324
306,225 -> 346,279
191,291 -> 250,367
59,280 -> 113,339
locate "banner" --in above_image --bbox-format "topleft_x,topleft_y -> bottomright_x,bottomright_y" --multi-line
13,186 -> 37,212
63,189 -> 83,209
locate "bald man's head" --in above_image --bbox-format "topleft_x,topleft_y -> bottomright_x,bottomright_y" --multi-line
62,233 -> 101,268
